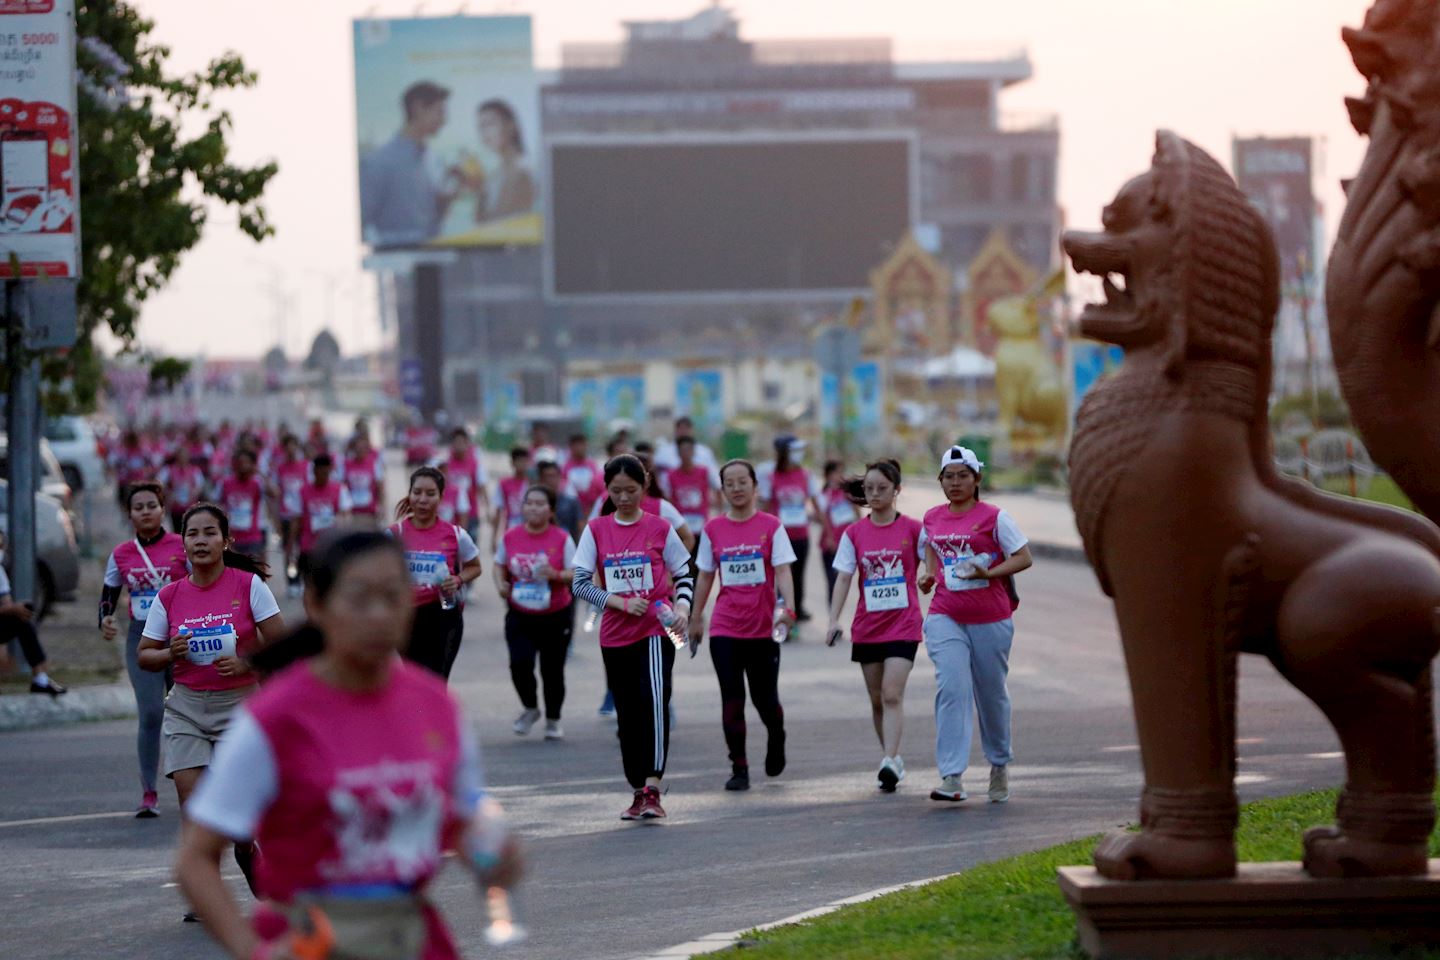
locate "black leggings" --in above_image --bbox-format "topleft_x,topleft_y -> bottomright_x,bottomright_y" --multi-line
0,613 -> 47,668
709,636 -> 784,768
406,602 -> 463,681
792,537 -> 810,617
505,606 -> 573,719
602,636 -> 675,789
822,548 -> 840,606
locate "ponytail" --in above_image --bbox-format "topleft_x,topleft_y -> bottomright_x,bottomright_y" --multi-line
839,459 -> 903,506
394,466 -> 447,521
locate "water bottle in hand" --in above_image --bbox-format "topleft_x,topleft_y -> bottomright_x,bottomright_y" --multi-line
582,603 -> 599,633
466,794 -> 526,947
436,573 -> 458,611
650,600 -> 687,649
772,597 -> 790,644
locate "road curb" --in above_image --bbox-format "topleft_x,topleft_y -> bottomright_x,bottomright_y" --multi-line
635,872 -> 959,959
1031,540 -> 1089,566
0,682 -> 135,732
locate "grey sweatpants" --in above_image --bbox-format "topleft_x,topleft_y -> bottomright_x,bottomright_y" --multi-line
124,618 -> 168,793
923,614 -> 1015,779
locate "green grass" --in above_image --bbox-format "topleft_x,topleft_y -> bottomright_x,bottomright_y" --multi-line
733,787 -> 1440,960
1319,474 -> 1416,511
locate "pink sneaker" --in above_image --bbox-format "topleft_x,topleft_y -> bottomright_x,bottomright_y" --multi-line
136,791 -> 160,819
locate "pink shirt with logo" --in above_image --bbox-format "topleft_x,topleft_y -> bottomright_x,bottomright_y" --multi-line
299,481 -> 348,552
836,515 -> 924,643
767,467 -> 815,541
143,567 -> 269,692
220,475 -> 266,546
274,458 -> 309,519
107,533 -> 189,621
921,501 -> 1021,625
164,463 -> 207,512
343,450 -> 383,515
698,512 -> 793,640
391,518 -> 461,608
498,475 -> 528,529
587,513 -> 675,648
564,457 -> 604,511
664,465 -> 712,531
499,524 -> 574,615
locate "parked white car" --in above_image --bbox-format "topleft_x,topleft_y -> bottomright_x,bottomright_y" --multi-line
0,436 -> 74,508
43,415 -> 106,494
0,479 -> 80,618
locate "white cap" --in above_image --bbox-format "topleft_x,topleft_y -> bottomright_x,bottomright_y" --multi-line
939,445 -> 984,475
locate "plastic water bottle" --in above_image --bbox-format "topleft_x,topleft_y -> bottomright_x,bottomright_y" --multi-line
650,600 -> 687,649
772,597 -> 789,644
466,794 -> 527,947
582,603 -> 599,633
436,573 -> 457,611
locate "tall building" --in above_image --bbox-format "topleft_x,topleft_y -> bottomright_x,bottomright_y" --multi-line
392,6 -> 1059,418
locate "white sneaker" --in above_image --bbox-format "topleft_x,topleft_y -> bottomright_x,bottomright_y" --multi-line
877,756 -> 906,792
544,720 -> 564,741
512,708 -> 541,735
988,764 -> 1010,803
929,775 -> 968,802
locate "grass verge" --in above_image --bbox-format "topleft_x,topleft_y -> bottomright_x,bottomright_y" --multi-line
732,787 -> 1440,960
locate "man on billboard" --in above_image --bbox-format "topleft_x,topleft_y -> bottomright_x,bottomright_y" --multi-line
359,81 -> 457,248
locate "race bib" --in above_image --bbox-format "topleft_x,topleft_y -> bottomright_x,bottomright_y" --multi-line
407,550 -> 448,587
719,551 -> 765,588
350,479 -> 374,508
512,580 -> 552,612
438,502 -> 456,523
309,503 -> 336,532
829,501 -> 858,528
863,576 -> 908,611
228,497 -> 255,532
604,556 -> 654,594
129,589 -> 157,621
282,480 -> 303,516
677,487 -> 704,510
186,624 -> 238,666
943,553 -> 991,592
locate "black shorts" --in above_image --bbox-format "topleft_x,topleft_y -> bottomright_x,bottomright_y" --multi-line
850,640 -> 920,664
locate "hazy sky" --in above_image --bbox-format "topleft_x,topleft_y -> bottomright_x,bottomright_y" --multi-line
124,0 -> 1373,360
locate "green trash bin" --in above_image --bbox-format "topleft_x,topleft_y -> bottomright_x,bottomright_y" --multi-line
720,428 -> 750,462
957,435 -> 991,466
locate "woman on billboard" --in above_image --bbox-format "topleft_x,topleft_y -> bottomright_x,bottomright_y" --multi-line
456,99 -> 536,223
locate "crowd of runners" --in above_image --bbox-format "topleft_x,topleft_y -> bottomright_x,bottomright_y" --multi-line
82,412 -> 1032,958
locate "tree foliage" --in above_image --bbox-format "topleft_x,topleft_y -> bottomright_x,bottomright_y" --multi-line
45,2 -> 277,411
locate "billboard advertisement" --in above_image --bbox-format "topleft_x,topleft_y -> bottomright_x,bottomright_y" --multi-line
603,375 -> 646,426
484,377 -> 521,424
1233,137 -> 1315,284
354,15 -> 540,250
674,369 -> 723,436
566,377 -> 601,434
0,0 -> 79,278
1071,340 -> 1124,418
820,361 -> 883,435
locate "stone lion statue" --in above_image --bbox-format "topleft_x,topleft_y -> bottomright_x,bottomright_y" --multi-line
1063,130 -> 1440,880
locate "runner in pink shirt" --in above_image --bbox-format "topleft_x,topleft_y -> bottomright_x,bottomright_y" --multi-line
176,531 -> 520,960
758,434 -> 823,627
824,460 -> 929,792
571,455 -> 695,821
563,432 -> 605,515
495,486 -> 576,740
298,454 -> 352,554
688,458 -> 797,791
491,446 -> 533,543
442,427 -> 489,539
272,434 -> 310,596
137,502 -> 285,919
161,452 -> 209,534
660,436 -> 717,534
342,432 -> 385,528
217,448 -> 273,562
818,459 -> 860,605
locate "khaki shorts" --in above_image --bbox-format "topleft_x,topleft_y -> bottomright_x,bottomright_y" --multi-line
162,683 -> 254,777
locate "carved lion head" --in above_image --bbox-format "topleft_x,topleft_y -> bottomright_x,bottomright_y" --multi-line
1063,132 -> 1280,376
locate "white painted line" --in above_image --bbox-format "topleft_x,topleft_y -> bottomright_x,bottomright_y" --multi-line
1099,744 -> 1139,753
0,811 -> 134,828
1306,751 -> 1343,760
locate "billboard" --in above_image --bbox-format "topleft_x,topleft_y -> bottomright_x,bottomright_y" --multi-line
566,377 -> 601,434
603,375 -> 646,425
674,369 -> 723,435
354,15 -> 540,249
484,378 -> 521,424
1233,137 -> 1315,284
820,361 -> 883,435
549,136 -> 913,296
0,0 -> 79,278
1071,340 -> 1123,419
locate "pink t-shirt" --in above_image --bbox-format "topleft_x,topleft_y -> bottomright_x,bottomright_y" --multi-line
589,513 -> 674,648
701,512 -> 788,640
438,481 -> 467,525
768,467 -> 814,541
220,475 -> 266,546
392,518 -> 461,608
500,524 -> 573,615
564,457 -> 604,510
922,501 -> 1014,625
299,482 -> 345,552
150,567 -> 265,692
110,533 -> 189,621
274,458 -> 309,519
344,450 -> 382,515
246,661 -> 464,907
821,486 -> 859,551
498,475 -> 528,528
444,451 -> 482,502
665,465 -> 712,531
839,515 -> 924,643
164,464 -> 207,512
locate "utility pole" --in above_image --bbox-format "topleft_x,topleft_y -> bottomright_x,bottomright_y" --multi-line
4,280 -> 40,606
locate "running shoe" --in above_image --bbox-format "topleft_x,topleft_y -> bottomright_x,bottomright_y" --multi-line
512,708 -> 541,736
638,785 -> 666,819
29,678 -> 66,696
930,775 -> 968,802
877,757 -> 904,793
597,691 -> 616,719
544,720 -> 564,741
621,789 -> 647,821
724,764 -> 750,791
765,730 -> 786,777
136,791 -> 160,819
182,912 -> 199,923
988,764 -> 1010,803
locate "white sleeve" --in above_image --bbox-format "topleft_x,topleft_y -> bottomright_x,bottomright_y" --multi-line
451,714 -> 485,816
573,526 -> 598,572
995,510 -> 1029,555
249,578 -> 282,623
587,498 -> 602,520
662,528 -> 692,576
657,499 -> 686,530
456,527 -> 481,563
658,473 -> 674,500
0,564 -> 9,597
563,535 -> 577,568
493,540 -> 508,566
771,526 -> 798,566
832,530 -> 858,574
103,552 -> 122,588
185,708 -> 279,841
374,457 -> 386,482
695,531 -> 716,572
474,461 -> 488,488
339,487 -> 354,512
809,474 -> 825,499
756,464 -> 774,501
141,594 -> 170,641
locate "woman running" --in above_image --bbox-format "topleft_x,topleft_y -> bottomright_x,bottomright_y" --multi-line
298,454 -> 352,557
495,485 -> 575,740
688,459 -> 796,791
138,503 -> 285,917
273,434 -> 309,596
759,434 -> 822,629
100,481 -> 189,817
823,460 -> 927,792
176,531 -> 521,960
342,430 -> 386,529
572,455 -> 695,820
217,448 -> 273,563
919,446 -> 1033,804
818,459 -> 858,606
391,466 -> 483,681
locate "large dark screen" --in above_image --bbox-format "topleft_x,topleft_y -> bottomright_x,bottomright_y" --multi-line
550,139 -> 911,295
